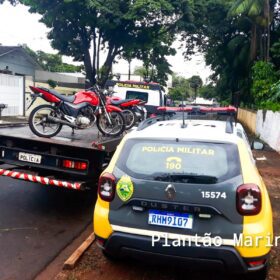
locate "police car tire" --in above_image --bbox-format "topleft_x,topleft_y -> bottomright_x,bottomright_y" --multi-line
102,250 -> 120,262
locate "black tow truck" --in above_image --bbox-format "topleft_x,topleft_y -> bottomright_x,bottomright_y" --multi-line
0,125 -> 124,190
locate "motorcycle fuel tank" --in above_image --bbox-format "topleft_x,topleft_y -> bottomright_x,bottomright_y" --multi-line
74,91 -> 100,106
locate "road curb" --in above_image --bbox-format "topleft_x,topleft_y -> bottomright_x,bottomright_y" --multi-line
63,233 -> 95,270
0,123 -> 28,128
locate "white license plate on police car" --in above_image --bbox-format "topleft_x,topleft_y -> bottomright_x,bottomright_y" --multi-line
148,210 -> 193,229
18,152 -> 42,164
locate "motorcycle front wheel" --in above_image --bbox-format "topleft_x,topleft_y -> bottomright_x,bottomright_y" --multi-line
29,104 -> 62,138
96,111 -> 125,137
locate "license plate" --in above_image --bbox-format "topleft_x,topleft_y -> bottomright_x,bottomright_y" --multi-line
148,210 -> 193,229
18,152 -> 42,164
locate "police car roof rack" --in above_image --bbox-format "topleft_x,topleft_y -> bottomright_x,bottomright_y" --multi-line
156,105 -> 237,133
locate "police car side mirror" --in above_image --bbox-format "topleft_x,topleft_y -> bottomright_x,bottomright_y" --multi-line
251,140 -> 264,150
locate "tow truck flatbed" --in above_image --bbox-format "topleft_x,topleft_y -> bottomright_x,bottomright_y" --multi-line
0,125 -> 125,190
0,125 -> 122,151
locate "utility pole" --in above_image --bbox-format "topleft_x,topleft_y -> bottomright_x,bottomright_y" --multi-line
128,59 -> 131,80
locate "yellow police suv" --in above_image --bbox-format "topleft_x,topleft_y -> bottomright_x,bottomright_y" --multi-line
94,109 -> 273,280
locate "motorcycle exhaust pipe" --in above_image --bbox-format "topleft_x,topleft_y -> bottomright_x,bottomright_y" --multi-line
47,116 -> 76,128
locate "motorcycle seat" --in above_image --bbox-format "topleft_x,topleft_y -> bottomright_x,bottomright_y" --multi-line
111,99 -> 134,106
40,87 -> 76,103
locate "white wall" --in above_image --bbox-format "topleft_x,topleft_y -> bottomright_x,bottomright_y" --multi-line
0,74 -> 24,116
256,110 -> 280,152
35,70 -> 81,83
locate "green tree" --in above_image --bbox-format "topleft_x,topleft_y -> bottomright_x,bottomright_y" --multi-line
199,84 -> 218,100
179,0 -> 278,105
228,0 -> 273,61
189,75 -> 203,101
134,66 -> 149,79
24,46 -> 83,73
47,79 -> 57,88
180,1 -> 249,103
20,0 -> 188,86
251,61 -> 278,103
0,0 -> 18,4
169,74 -> 191,101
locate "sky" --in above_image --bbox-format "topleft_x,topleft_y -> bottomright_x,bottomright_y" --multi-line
0,2 -> 212,83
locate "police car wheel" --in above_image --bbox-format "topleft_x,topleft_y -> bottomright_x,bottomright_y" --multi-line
102,249 -> 121,262
243,265 -> 268,280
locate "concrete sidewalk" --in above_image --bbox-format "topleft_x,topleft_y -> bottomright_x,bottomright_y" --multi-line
0,116 -> 28,127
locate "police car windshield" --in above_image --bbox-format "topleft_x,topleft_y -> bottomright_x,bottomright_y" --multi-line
117,140 -> 241,183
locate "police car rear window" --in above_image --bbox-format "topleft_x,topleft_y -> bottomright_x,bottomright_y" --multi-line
117,140 -> 241,183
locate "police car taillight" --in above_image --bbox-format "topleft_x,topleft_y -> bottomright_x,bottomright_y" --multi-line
236,184 -> 262,215
98,173 -> 116,202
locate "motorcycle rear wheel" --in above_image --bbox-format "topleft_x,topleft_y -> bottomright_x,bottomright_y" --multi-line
96,111 -> 125,137
29,104 -> 62,138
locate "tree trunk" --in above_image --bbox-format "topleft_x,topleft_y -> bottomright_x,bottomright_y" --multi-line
92,29 -> 97,74
259,28 -> 263,60
97,30 -> 101,80
99,45 -> 119,87
250,23 -> 258,61
128,59 -> 131,80
80,29 -> 96,86
264,0 -> 271,61
84,51 -> 95,87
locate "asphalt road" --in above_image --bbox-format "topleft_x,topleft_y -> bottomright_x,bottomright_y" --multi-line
0,175 -> 97,280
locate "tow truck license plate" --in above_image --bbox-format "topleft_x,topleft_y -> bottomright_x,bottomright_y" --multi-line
18,152 -> 42,164
148,210 -> 193,229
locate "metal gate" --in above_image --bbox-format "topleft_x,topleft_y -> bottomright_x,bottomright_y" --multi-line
0,73 -> 24,116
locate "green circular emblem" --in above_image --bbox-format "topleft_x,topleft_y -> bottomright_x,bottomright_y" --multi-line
116,175 -> 134,202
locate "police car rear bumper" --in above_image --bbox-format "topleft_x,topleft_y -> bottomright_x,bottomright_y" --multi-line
99,232 -> 268,274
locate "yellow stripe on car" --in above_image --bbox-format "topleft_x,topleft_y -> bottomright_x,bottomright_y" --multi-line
93,136 -> 127,239
235,139 -> 273,258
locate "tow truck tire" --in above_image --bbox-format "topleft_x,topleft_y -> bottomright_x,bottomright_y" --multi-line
29,105 -> 63,138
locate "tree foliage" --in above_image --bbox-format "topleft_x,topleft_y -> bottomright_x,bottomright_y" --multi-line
251,61 -> 278,103
19,0 -> 189,86
25,46 -> 83,73
179,0 -> 280,108
169,74 -> 192,100
199,84 -> 217,100
5,0 -> 280,109
0,0 -> 18,5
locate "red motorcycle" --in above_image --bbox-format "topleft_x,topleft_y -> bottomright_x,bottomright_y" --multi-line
28,86 -> 125,138
106,96 -> 147,129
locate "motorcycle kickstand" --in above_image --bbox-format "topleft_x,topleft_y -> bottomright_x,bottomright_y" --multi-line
72,128 -> 75,135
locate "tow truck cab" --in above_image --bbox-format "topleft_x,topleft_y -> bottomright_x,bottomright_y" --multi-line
105,80 -> 167,115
